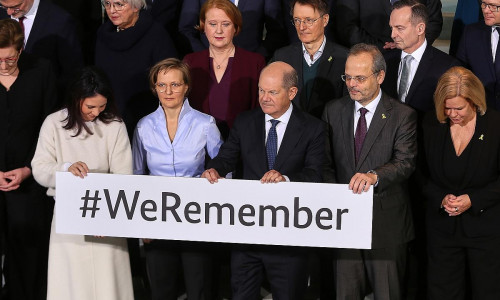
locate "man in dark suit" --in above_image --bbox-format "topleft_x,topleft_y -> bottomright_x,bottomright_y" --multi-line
0,0 -> 84,103
381,2 -> 459,298
202,61 -> 326,300
178,0 -> 288,59
383,0 -> 460,114
323,43 -> 417,299
456,1 -> 500,110
271,0 -> 348,119
335,0 -> 442,52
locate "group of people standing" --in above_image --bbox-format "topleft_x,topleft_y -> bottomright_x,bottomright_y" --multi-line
0,0 -> 500,300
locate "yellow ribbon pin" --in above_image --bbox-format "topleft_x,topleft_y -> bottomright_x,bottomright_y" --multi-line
479,134 -> 484,140
382,114 -> 386,119
328,56 -> 332,62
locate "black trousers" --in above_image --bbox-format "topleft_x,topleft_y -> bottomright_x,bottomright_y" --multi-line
145,240 -> 213,300
0,177 -> 53,300
427,224 -> 500,300
230,245 -> 308,300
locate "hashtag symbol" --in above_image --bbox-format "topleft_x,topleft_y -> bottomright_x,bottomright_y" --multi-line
80,190 -> 101,218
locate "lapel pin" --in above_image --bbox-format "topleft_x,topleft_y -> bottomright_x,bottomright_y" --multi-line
328,56 -> 332,62
382,114 -> 386,119
479,134 -> 484,140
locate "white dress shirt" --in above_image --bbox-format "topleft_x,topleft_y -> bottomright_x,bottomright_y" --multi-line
302,35 -> 326,66
397,39 -> 427,101
492,26 -> 500,62
353,89 -> 382,135
12,0 -> 39,45
265,104 -> 293,152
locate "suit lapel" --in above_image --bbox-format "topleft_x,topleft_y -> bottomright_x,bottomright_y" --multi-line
25,1 -> 48,51
274,106 -> 304,170
406,45 -> 432,106
236,0 -> 246,9
355,92 -> 390,171
254,111 -> 269,173
384,51 -> 401,99
341,99 -> 356,171
483,25 -> 497,81
293,44 -> 306,109
308,41 -> 336,109
460,113 -> 487,188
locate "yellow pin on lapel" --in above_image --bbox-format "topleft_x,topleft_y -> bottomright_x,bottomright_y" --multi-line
479,134 -> 484,140
382,114 -> 386,119
328,56 -> 332,62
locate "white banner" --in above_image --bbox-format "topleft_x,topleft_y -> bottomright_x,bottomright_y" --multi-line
55,172 -> 373,249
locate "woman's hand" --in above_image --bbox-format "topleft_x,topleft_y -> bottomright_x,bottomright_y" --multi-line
442,194 -> 471,216
0,167 -> 31,191
68,161 -> 89,178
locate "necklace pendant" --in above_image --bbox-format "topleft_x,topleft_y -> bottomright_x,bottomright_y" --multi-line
216,65 -> 221,69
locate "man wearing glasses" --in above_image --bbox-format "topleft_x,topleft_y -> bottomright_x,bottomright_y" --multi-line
271,0 -> 348,119
0,0 -> 83,105
456,1 -> 500,110
323,43 -> 417,300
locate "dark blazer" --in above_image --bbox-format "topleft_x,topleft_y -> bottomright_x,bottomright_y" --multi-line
208,105 -> 326,183
183,47 -> 265,131
383,44 -> 461,114
178,0 -> 288,58
1,1 -> 84,94
322,92 -> 417,248
423,110 -> 500,238
335,0 -> 443,51
270,40 -> 348,118
456,22 -> 500,110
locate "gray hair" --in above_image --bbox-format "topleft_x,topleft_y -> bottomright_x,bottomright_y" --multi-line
282,68 -> 298,90
123,0 -> 146,10
348,43 -> 386,73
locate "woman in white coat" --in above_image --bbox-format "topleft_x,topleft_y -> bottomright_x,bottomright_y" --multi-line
31,66 -> 134,300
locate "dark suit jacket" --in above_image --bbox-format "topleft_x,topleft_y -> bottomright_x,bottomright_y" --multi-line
270,40 -> 348,118
0,53 -> 57,172
383,44 -> 461,114
423,111 -> 500,238
183,47 -> 265,131
335,0 -> 443,51
322,92 -> 417,248
178,0 -> 288,58
208,105 -> 326,183
456,22 -> 500,110
1,1 -> 84,94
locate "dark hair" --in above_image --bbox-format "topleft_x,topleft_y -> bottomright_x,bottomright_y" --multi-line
63,66 -> 121,136
348,43 -> 386,73
0,19 -> 24,51
289,0 -> 329,16
198,0 -> 242,36
149,58 -> 191,97
392,0 -> 428,26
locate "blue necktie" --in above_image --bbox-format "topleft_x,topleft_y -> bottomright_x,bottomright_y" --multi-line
266,119 -> 280,170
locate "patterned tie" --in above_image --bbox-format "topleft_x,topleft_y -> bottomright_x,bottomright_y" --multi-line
398,55 -> 413,103
266,119 -> 280,170
355,108 -> 368,164
18,16 -> 25,35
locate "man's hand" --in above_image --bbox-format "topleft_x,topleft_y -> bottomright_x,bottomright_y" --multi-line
201,168 -> 222,184
0,167 -> 32,191
349,172 -> 377,194
68,161 -> 89,178
260,170 -> 286,183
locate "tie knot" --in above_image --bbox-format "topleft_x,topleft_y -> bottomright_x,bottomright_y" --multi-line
403,54 -> 413,63
270,119 -> 280,127
359,108 -> 368,117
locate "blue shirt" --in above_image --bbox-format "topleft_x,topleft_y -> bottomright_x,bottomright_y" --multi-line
132,100 -> 223,177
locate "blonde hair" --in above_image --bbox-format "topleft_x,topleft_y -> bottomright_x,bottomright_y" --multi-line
434,66 -> 486,123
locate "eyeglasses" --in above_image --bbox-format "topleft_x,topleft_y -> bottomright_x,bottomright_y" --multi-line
101,1 -> 127,11
0,0 -> 24,13
291,15 -> 324,27
481,2 -> 500,12
341,72 -> 379,84
155,82 -> 185,93
0,52 -> 20,66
